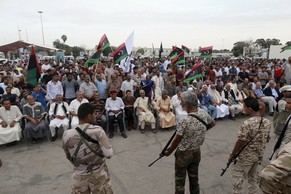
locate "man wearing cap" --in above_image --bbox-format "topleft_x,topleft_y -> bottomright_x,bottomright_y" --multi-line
105,90 -> 127,138
273,85 -> 291,143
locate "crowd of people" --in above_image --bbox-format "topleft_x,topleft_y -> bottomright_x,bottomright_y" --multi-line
0,54 -> 291,193
0,55 -> 290,144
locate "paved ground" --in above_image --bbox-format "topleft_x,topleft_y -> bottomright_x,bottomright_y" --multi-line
0,115 -> 276,194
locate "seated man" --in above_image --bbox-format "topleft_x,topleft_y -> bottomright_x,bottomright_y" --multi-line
122,90 -> 136,131
134,90 -> 156,134
90,92 -> 106,129
263,80 -> 282,101
0,99 -> 23,145
23,95 -> 48,143
171,89 -> 188,123
221,83 -> 243,120
253,82 -> 277,116
105,90 -> 127,139
2,86 -> 19,106
208,84 -> 229,119
49,94 -> 70,141
69,91 -> 89,129
155,90 -> 176,129
198,85 -> 217,119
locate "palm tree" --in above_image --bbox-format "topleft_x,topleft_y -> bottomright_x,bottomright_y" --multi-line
61,35 -> 67,43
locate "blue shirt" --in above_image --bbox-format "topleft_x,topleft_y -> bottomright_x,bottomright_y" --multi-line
253,88 -> 265,97
198,93 -> 212,106
32,90 -> 47,109
96,79 -> 107,100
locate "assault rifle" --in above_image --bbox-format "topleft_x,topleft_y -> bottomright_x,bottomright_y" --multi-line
148,131 -> 176,167
269,115 -> 291,160
221,118 -> 263,176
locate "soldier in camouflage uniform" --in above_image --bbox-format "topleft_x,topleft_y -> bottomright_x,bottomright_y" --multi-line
63,103 -> 113,194
164,91 -> 215,194
259,142 -> 291,194
229,97 -> 271,194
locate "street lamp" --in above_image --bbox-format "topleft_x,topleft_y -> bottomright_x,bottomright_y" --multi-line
38,11 -> 45,45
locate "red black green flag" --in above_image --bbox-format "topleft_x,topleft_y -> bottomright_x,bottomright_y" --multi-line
97,34 -> 110,51
200,46 -> 213,58
84,50 -> 101,68
168,47 -> 185,66
183,62 -> 203,83
26,47 -> 41,86
280,42 -> 291,53
113,43 -> 128,64
182,45 -> 190,54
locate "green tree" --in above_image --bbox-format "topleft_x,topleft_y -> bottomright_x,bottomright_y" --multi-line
255,38 -> 281,48
53,39 -> 62,48
136,48 -> 145,55
232,41 -> 250,57
71,46 -> 85,57
61,35 -> 67,43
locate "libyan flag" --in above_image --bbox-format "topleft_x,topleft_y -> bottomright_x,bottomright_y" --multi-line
169,47 -> 184,66
97,34 -> 110,51
182,45 -> 190,54
183,62 -> 203,83
26,47 -> 41,87
26,47 -> 41,86
280,43 -> 291,53
113,43 -> 128,64
200,46 -> 213,58
84,50 -> 101,68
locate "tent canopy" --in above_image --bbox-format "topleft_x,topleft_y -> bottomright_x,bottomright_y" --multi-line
0,41 -> 59,53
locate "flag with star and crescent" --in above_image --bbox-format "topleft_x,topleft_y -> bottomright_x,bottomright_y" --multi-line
97,34 -> 110,51
200,46 -> 213,58
113,43 -> 128,64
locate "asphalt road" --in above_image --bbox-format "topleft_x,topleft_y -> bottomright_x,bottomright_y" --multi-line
0,115 -> 276,194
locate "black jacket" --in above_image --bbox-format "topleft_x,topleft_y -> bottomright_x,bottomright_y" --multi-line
263,86 -> 282,100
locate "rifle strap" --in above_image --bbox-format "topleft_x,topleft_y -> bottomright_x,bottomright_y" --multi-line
188,113 -> 210,130
76,126 -> 100,145
71,124 -> 90,164
273,115 -> 291,151
76,125 -> 104,158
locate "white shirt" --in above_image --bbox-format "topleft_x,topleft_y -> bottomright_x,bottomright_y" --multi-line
120,79 -> 137,94
46,81 -> 63,100
105,97 -> 124,116
0,106 -> 23,123
42,64 -> 51,71
69,98 -> 89,113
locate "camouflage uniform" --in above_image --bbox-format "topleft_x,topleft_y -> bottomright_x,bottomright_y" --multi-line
232,117 -> 271,194
259,142 -> 291,194
175,109 -> 214,194
62,124 -> 113,194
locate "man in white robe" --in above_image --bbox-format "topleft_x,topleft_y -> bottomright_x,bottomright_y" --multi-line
69,91 -> 89,129
156,91 -> 176,129
208,84 -> 229,119
0,99 -> 23,145
171,90 -> 188,123
49,94 -> 70,141
134,90 -> 156,134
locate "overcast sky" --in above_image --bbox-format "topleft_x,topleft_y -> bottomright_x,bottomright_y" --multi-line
1,0 -> 291,51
